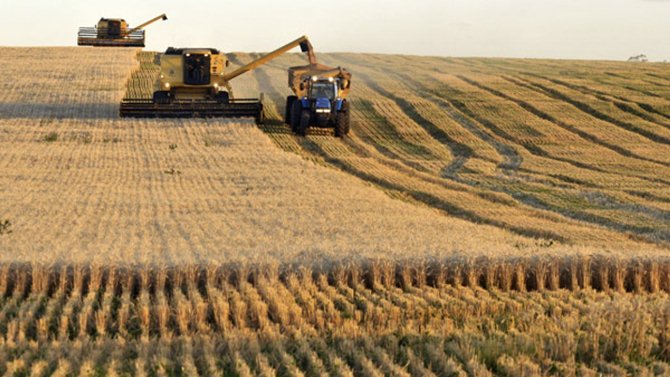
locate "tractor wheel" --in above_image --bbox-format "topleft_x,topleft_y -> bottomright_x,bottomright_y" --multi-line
285,96 -> 297,124
152,91 -> 171,104
335,103 -> 350,137
343,109 -> 351,135
291,100 -> 302,133
297,110 -> 310,136
255,108 -> 265,125
215,91 -> 230,104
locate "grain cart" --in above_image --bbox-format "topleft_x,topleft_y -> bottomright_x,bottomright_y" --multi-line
120,35 -> 316,123
285,64 -> 352,137
78,14 -> 168,47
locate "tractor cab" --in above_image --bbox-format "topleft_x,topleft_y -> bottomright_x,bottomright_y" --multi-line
305,78 -> 340,117
294,76 -> 347,128
309,79 -> 338,100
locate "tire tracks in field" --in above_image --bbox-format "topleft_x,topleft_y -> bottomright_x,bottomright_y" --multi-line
352,99 -> 439,174
357,54 -> 643,182
319,55 -> 665,244
422,79 -> 625,181
405,57 -> 670,180
489,58 -> 670,101
608,72 -> 670,92
122,55 -> 670,247
480,61 -> 670,123
252,54 -> 442,175
295,135 -> 567,242
457,74 -> 670,184
521,74 -> 670,131
238,53 -> 446,177
330,55 -> 484,178
646,72 -> 670,80
282,97 -> 582,243
504,190 -> 669,244
335,55 -> 670,245
520,73 -> 670,131
401,76 -> 670,242
352,70 -> 474,178
322,60 -> 664,242
444,74 -> 670,242
342,54 -> 574,186
212,53 -> 667,245
511,75 -> 670,148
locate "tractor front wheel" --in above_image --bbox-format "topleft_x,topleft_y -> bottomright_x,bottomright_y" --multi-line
285,96 -> 297,125
255,108 -> 265,125
291,100 -> 302,133
297,110 -> 311,136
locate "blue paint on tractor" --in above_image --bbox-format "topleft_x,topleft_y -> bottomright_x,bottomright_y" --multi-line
316,97 -> 331,109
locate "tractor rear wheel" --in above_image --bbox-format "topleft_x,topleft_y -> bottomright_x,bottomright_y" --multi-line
285,96 -> 297,124
255,108 -> 265,125
334,103 -> 350,137
291,100 -> 302,133
297,110 -> 310,136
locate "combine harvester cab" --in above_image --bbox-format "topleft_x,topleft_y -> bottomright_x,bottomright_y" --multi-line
285,64 -> 352,137
120,35 -> 316,124
77,13 -> 167,47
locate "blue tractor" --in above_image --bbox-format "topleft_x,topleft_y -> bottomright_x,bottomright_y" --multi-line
285,66 -> 352,137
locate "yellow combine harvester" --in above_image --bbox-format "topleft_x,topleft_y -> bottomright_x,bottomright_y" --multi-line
120,35 -> 316,123
77,14 -> 167,47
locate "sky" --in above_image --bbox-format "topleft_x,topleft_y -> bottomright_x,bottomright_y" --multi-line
0,0 -> 668,61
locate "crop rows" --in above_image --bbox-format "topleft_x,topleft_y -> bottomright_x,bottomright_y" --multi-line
0,258 -> 669,374
203,52 -> 670,249
6,48 -> 576,266
2,47 -> 670,374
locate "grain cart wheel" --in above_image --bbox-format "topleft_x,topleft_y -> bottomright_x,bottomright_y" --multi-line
297,110 -> 310,136
255,107 -> 265,125
152,91 -> 171,104
290,100 -> 302,133
285,96 -> 297,124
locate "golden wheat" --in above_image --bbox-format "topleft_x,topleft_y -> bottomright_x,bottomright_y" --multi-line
0,258 -> 667,372
1,47 -> 669,373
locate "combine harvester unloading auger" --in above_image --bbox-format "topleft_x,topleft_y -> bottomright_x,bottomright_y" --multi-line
119,36 -> 316,123
77,14 -> 168,47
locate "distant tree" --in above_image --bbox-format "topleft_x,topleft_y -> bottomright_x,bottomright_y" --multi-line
628,54 -> 648,62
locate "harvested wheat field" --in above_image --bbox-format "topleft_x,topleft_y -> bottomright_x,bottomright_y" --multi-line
0,47 -> 669,374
